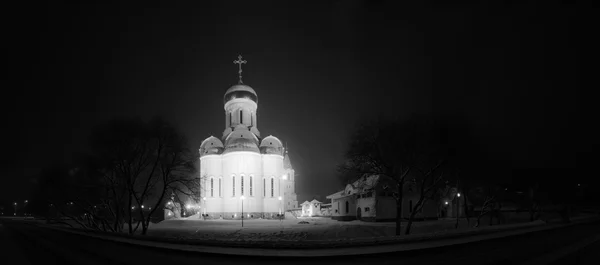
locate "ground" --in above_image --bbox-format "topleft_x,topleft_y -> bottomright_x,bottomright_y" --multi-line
147,211 -> 588,241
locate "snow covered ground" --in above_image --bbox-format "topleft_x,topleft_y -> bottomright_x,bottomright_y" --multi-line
147,213 -> 596,242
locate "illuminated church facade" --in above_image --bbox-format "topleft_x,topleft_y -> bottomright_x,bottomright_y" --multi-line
198,56 -> 297,219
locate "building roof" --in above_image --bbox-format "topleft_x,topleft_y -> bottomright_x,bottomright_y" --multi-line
283,150 -> 293,169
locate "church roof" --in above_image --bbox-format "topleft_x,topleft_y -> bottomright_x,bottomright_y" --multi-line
283,149 -> 293,169
224,84 -> 257,104
200,136 -> 224,156
225,84 -> 257,95
222,129 -> 260,154
260,135 -> 284,155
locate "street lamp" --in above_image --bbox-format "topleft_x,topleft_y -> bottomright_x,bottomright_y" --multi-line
203,197 -> 206,218
240,195 -> 245,227
278,196 -> 282,215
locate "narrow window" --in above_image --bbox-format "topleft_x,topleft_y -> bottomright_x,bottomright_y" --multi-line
229,112 -> 232,126
250,176 -> 253,196
241,176 -> 244,195
263,178 -> 266,197
210,178 -> 214,197
240,110 -> 243,124
365,207 -> 370,212
345,201 -> 349,213
219,178 -> 221,197
233,176 -> 235,196
271,178 -> 274,197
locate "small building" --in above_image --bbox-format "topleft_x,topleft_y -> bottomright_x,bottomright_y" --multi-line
327,175 -> 438,222
301,199 -> 322,217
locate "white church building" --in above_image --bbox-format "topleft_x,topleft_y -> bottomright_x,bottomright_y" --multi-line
198,56 -> 298,220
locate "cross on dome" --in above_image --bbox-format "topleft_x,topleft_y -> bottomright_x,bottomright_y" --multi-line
233,55 -> 247,84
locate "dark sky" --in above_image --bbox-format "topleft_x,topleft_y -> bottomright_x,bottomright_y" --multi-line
3,1 -> 591,204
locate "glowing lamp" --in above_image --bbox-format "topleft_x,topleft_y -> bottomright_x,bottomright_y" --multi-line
278,196 -> 282,201
282,174 -> 287,180
141,205 -> 145,209
185,204 -> 191,210
457,193 -> 461,197
445,201 -> 449,205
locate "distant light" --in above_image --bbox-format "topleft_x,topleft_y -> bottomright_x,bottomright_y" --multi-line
14,202 -> 17,206
141,205 -> 145,209
203,197 -> 206,201
578,183 -> 581,186
240,196 -> 245,200
457,193 -> 461,197
185,205 -> 191,210
168,212 -> 172,216
131,206 -> 135,210
24,200 -> 28,203
505,188 -> 508,191
278,196 -> 282,201
282,174 -> 287,180
445,201 -> 449,205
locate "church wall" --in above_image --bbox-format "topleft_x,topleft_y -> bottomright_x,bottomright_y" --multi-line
262,154 -> 284,213
200,155 -> 224,214
221,152 -> 262,215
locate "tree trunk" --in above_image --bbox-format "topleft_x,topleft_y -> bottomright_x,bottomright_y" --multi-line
404,208 -> 419,235
127,196 -> 133,235
463,193 -> 470,226
395,187 -> 403,236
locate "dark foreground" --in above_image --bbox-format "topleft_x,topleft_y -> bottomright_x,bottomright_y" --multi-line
0,219 -> 598,265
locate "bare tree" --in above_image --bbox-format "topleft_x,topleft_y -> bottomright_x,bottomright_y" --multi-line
339,115 -> 449,236
338,118 -> 412,236
89,117 -> 198,235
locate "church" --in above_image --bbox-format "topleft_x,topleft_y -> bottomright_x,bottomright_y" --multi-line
198,56 -> 298,220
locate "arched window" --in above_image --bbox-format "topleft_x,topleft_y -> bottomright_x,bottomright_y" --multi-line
232,176 -> 235,196
345,201 -> 349,213
210,178 -> 214,197
241,175 -> 244,195
219,178 -> 222,197
271,178 -> 274,197
250,176 -> 253,196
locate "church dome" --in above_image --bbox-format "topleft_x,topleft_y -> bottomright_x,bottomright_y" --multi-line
223,130 -> 260,154
224,84 -> 258,104
260,135 -> 283,155
200,136 -> 224,156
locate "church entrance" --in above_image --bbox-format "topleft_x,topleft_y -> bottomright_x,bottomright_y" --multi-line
357,207 -> 362,220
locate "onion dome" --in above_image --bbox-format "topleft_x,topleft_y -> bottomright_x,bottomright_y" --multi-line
199,136 -> 224,156
260,135 -> 283,155
224,84 -> 257,104
223,130 -> 260,154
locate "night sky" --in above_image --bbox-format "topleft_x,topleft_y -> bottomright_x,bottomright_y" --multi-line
3,2 -> 591,205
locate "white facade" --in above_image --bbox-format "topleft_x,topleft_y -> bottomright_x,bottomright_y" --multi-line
300,199 -> 322,217
199,81 -> 298,219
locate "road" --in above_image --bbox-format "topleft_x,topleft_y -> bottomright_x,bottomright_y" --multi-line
0,219 -> 598,265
